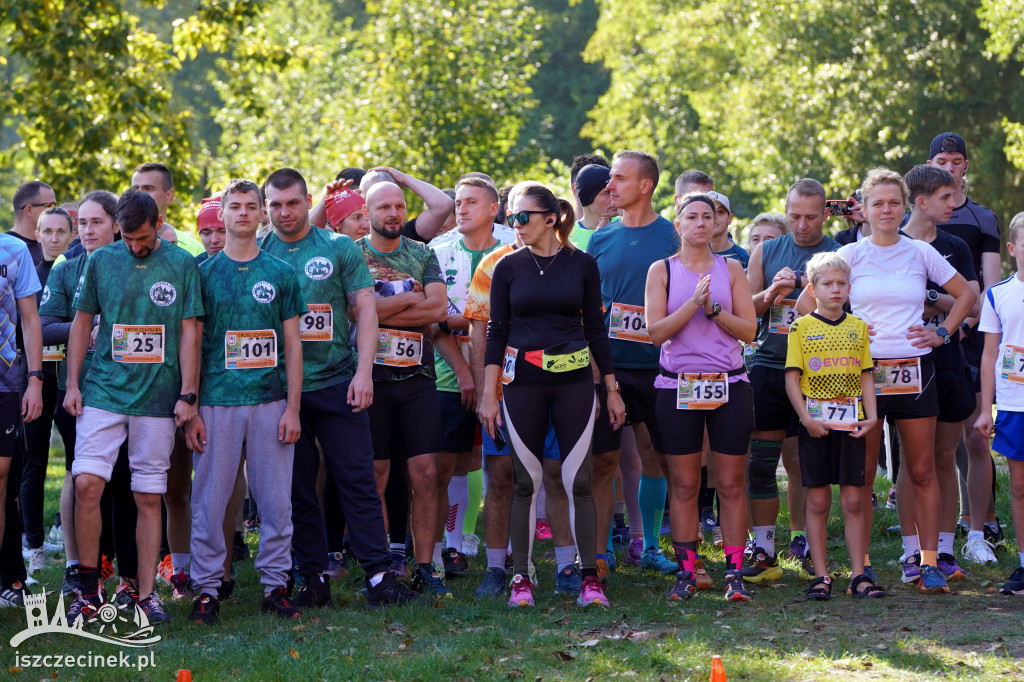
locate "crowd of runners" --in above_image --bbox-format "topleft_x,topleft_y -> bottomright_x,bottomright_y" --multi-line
1,129 -> 1023,627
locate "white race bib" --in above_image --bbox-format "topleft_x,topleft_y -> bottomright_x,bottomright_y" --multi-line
873,358 -> 922,395
608,302 -> 652,344
500,347 -> 517,385
805,396 -> 859,431
225,330 -> 278,369
300,304 -> 333,342
768,300 -> 798,334
1000,344 -> 1024,384
112,324 -> 165,364
375,329 -> 423,367
676,373 -> 728,410
43,344 -> 65,362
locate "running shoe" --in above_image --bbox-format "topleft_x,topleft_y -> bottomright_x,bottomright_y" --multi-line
100,554 -> 115,583
660,517 -> 672,536
410,564 -> 453,600
640,547 -> 678,575
885,487 -> 897,509
113,582 -> 139,610
244,514 -> 260,534
917,565 -> 950,594
462,533 -> 481,557
476,567 -> 508,598
218,578 -> 235,601
606,551 -> 617,573
61,565 -> 81,597
871,492 -> 878,510
66,592 -> 102,624
937,553 -> 966,580
955,520 -> 970,537
743,537 -> 756,560
624,537 -> 644,566
170,570 -> 195,601
788,534 -> 808,560
138,592 -> 171,623
442,548 -> 470,577
157,555 -> 174,585
712,526 -> 723,549
611,524 -> 631,547
797,554 -> 815,581
535,520 -> 553,541
365,572 -> 420,609
508,574 -> 534,608
577,575 -> 610,608
740,547 -> 784,584
188,593 -> 220,625
596,558 -> 610,585
963,537 -> 998,565
0,580 -> 30,608
985,518 -> 1008,552
261,586 -> 302,619
293,574 -> 333,608
325,551 -> 349,580
998,567 -> 1024,595
724,572 -> 752,602
668,572 -> 696,601
901,552 -> 922,583
388,552 -> 409,580
700,506 -> 717,534
554,565 -> 582,595
694,556 -> 714,590
232,532 -> 251,561
27,547 -> 46,575
49,524 -> 64,545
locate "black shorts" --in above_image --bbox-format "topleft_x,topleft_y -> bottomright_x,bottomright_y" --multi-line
936,366 -> 976,423
655,381 -> 752,456
368,374 -> 441,461
593,367 -> 662,454
438,389 -> 478,453
0,392 -> 18,457
875,354 -> 939,421
798,426 -> 866,488
750,364 -> 799,434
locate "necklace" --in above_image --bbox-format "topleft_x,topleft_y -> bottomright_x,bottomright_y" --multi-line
529,246 -> 562,275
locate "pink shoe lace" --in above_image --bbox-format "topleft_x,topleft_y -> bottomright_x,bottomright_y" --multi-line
508,574 -> 534,608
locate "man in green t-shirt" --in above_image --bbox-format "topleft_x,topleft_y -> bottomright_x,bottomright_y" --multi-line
184,179 -> 306,625
64,190 -> 202,625
261,168 -> 418,610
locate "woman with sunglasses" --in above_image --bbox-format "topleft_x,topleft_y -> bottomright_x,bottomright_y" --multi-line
645,194 -> 757,603
479,182 -> 625,609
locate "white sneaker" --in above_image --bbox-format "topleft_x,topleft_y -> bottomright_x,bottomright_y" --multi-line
27,547 -> 47,575
462,533 -> 480,557
963,536 -> 997,565
48,525 -> 64,544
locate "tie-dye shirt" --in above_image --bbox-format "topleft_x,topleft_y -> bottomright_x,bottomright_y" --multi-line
0,234 -> 42,392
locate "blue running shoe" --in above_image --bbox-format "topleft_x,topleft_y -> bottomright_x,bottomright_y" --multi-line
554,565 -> 582,595
475,567 -> 508,598
640,547 -> 678,575
901,552 -> 922,584
918,565 -> 949,594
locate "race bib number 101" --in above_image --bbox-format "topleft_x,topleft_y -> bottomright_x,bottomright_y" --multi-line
112,324 -> 165,364
225,330 -> 278,369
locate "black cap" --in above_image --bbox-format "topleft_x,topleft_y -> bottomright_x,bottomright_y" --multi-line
929,132 -> 967,159
574,164 -> 611,207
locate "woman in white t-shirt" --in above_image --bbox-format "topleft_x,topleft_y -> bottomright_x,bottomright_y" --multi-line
834,168 -> 975,594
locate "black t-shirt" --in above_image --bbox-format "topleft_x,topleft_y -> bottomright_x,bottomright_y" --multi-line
935,198 -> 1000,289
899,229 -> 976,369
403,218 -> 426,244
485,247 -> 613,385
8,231 -> 43,267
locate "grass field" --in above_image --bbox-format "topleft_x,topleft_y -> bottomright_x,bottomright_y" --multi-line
3,449 -> 1024,681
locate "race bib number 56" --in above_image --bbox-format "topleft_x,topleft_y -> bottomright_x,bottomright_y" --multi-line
226,330 -> 278,369
375,329 -> 423,367
112,324 -> 165,364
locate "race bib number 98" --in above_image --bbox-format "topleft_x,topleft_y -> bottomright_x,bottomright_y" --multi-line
112,324 -> 165,364
608,302 -> 651,344
1001,344 -> 1024,384
873,358 -> 922,395
375,329 -> 423,367
226,330 -> 278,369
300,304 -> 333,342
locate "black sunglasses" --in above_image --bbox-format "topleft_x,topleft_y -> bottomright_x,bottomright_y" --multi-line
508,210 -> 551,226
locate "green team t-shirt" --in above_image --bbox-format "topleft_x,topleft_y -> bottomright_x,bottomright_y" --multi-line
432,238 -> 506,393
357,236 -> 444,383
74,239 -> 204,417
198,250 -> 307,406
261,227 -> 373,392
40,253 -> 93,391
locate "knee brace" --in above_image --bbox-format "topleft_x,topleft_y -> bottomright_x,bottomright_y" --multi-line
747,440 -> 783,499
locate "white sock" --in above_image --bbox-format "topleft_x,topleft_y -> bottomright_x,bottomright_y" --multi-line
446,475 -> 468,550
432,542 -> 444,568
967,530 -> 984,543
66,560 -> 79,568
938,532 -> 955,555
389,542 -> 406,555
753,526 -> 775,556
369,572 -> 385,588
171,553 -> 190,573
536,485 -> 547,521
901,534 -> 920,560
985,521 -> 1000,533
554,545 -> 576,572
486,548 -> 506,571
1018,552 -> 1024,568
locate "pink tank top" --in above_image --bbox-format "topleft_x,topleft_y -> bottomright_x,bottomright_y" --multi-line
653,254 -> 746,390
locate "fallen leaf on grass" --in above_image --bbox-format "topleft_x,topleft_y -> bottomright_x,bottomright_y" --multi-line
715,611 -> 725,617
792,629 -> 809,634
506,668 -> 524,678
579,639 -> 600,647
762,636 -> 776,642
288,649 -> 300,659
293,624 -> 306,631
552,650 -> 575,662
987,587 -> 998,594
626,631 -> 651,642
873,644 -> 887,650
8,667 -> 23,674
900,627 -> 913,632
386,622 -> 408,633
987,642 -> 1004,652
555,616 -> 571,625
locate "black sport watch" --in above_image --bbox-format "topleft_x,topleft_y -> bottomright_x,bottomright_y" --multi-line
706,302 -> 723,319
27,370 -> 44,381
178,392 -> 197,405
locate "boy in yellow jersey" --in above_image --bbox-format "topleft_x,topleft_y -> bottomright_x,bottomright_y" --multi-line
785,252 -> 878,600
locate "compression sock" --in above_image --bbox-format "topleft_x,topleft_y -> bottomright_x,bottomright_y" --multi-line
463,468 -> 483,535
672,540 -> 698,575
432,542 -> 444,568
446,474 -> 468,551
753,525 -> 776,557
486,548 -> 506,571
640,475 -> 668,549
724,545 -> 745,572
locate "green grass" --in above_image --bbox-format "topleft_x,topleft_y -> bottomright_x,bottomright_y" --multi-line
3,450 -> 1024,681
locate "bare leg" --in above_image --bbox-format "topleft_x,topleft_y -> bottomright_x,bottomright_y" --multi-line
134,492 -> 162,597
407,453 -> 438,564
61,471 -> 78,562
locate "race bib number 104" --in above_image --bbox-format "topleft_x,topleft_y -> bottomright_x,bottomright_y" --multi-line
608,302 -> 651,344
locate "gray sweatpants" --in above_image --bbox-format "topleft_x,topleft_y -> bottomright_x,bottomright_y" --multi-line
190,401 -> 294,595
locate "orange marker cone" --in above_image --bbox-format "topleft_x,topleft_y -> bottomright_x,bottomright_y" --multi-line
710,654 -> 727,682
176,670 -> 192,682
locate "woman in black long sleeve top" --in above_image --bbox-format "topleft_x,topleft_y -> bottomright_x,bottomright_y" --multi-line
479,182 -> 625,609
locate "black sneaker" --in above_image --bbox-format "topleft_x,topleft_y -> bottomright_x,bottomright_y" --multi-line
999,567 -> 1024,595
188,593 -> 220,625
61,565 -> 81,597
232,532 -> 251,561
442,548 -> 469,577
0,580 -> 30,608
67,591 -> 102,624
113,582 -> 139,611
138,592 -> 171,624
261,586 -> 302,620
985,518 -> 1008,552
366,572 -> 420,610
293,574 -> 333,608
739,547 -> 783,584
218,578 -> 235,601
410,564 -> 453,599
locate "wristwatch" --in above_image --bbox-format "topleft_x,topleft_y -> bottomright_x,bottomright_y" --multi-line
706,302 -> 723,319
935,326 -> 951,345
925,289 -> 939,304
27,370 -> 44,381
960,321 -> 972,337
178,392 -> 197,405
605,381 -> 620,393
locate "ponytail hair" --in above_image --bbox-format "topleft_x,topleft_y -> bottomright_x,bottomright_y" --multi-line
518,184 -> 577,250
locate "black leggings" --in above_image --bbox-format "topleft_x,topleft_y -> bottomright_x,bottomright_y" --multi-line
502,380 -> 597,577
21,374 -> 74,548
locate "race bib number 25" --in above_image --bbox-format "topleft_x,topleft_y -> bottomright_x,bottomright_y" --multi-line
112,324 -> 165,364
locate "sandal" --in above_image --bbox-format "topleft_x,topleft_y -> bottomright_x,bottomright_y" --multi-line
849,573 -> 885,598
805,575 -> 832,601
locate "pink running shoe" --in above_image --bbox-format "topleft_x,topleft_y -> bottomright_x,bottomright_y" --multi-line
624,537 -> 644,566
577,575 -> 610,608
508,574 -> 534,608
535,520 -> 553,541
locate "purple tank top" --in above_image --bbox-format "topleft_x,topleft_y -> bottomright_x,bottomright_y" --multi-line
653,254 -> 746,389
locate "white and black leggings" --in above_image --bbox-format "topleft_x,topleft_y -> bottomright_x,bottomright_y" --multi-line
502,379 -> 598,579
